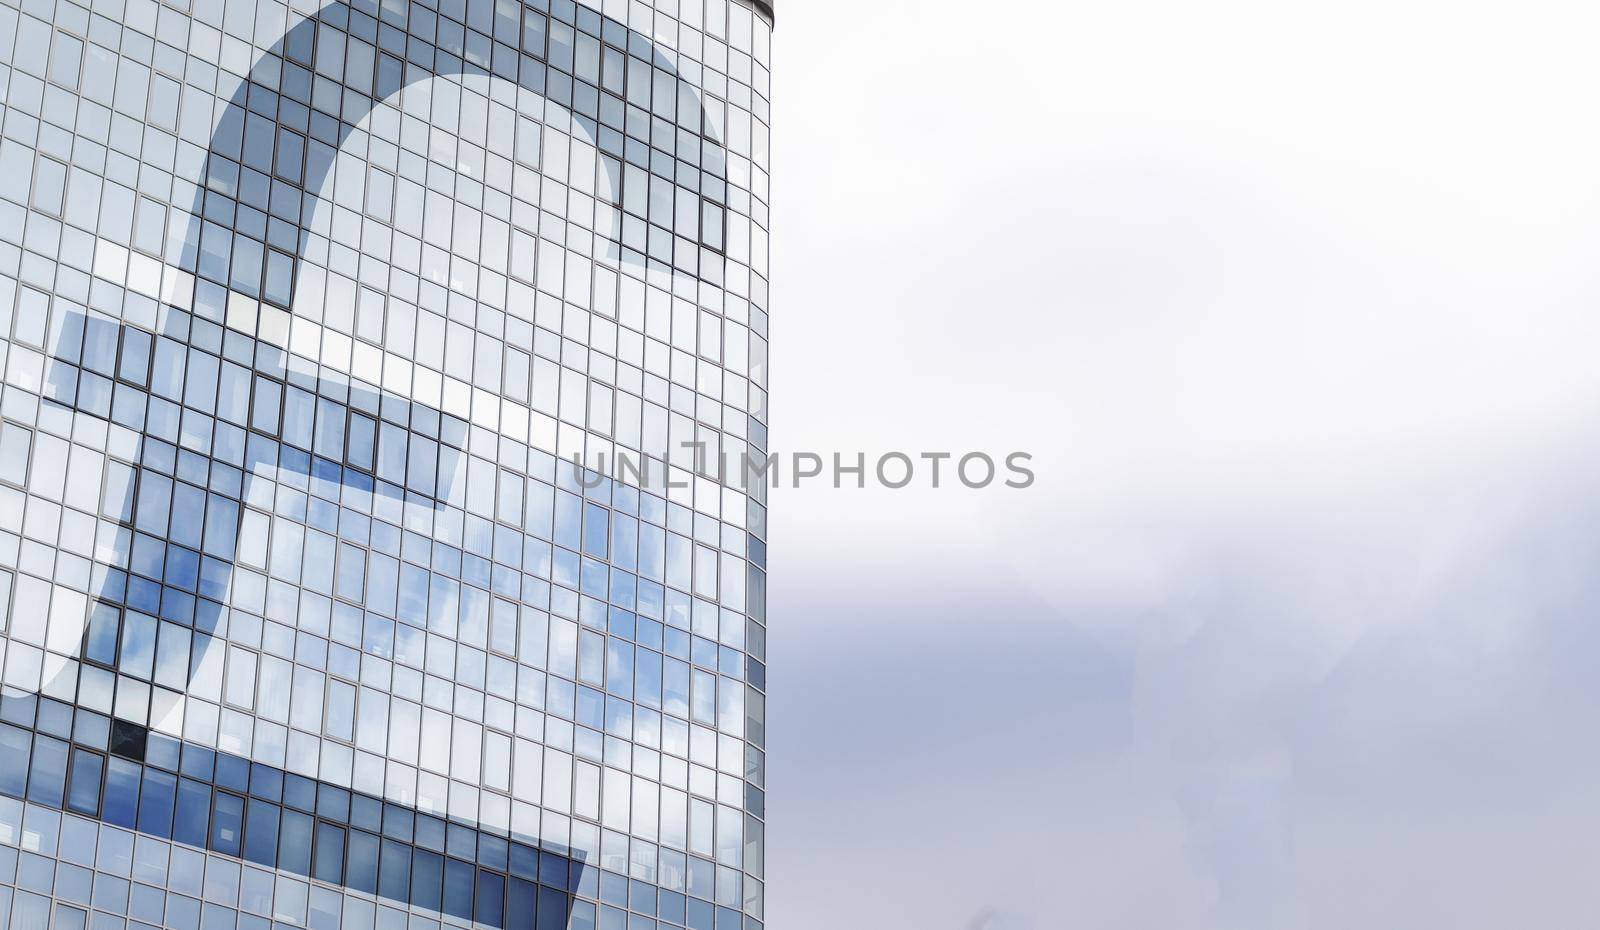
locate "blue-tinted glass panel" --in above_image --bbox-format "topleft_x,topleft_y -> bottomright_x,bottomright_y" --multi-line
244,798 -> 280,867
378,838 -> 411,903
313,822 -> 345,885
508,878 -> 537,929
411,849 -> 443,912
279,809 -> 313,875
346,831 -> 379,895
65,750 -> 102,816
476,868 -> 505,929
444,857 -> 476,921
174,778 -> 211,848
211,793 -> 244,858
102,758 -> 140,829
26,735 -> 68,808
540,886 -> 575,929
136,768 -> 176,839
0,725 -> 33,797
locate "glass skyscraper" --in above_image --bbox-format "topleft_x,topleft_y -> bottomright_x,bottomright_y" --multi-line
0,0 -> 771,927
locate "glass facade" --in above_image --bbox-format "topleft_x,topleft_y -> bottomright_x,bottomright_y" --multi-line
0,0 -> 771,927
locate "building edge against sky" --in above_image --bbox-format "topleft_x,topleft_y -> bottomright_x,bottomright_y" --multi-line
0,0 -> 772,928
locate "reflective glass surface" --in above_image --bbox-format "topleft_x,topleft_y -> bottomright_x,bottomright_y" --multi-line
0,0 -> 771,926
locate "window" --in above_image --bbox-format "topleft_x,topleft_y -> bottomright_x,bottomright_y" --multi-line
101,758 -> 139,829
313,822 -> 345,885
212,792 -> 244,858
65,750 -> 102,816
174,778 -> 211,849
0,724 -> 31,797
135,769 -> 176,838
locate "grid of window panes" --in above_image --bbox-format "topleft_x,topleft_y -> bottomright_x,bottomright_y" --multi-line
0,0 -> 771,928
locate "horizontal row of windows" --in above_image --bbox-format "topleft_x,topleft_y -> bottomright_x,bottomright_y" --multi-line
0,455 -> 763,641
0,712 -> 759,923
6,297 -> 766,515
7,0 -> 772,159
18,304 -> 765,484
2,235 -> 770,446
0,411 -> 758,609
9,581 -> 752,730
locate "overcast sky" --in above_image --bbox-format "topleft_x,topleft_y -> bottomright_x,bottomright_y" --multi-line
762,1 -> 1600,927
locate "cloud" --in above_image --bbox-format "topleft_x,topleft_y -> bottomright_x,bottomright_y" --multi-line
765,0 -> 1600,926
768,426 -> 1600,928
